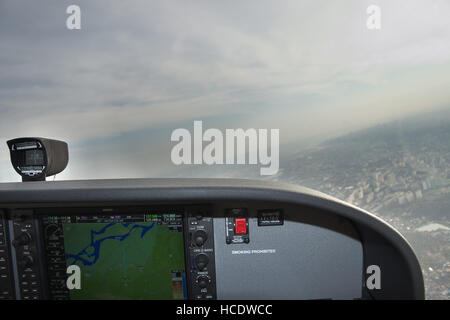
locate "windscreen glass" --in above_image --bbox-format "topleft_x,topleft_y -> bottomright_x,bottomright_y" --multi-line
0,1 -> 449,300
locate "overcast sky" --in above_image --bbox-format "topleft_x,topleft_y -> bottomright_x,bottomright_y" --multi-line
1,0 -> 450,181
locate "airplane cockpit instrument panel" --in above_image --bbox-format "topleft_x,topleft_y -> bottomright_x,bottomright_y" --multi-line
0,179 -> 424,300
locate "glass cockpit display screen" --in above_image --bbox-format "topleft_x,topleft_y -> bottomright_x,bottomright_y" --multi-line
41,211 -> 187,300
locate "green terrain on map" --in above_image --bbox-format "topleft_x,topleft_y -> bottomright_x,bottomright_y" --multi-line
62,222 -> 186,300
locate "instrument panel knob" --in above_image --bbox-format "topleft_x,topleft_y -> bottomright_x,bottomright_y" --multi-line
19,255 -> 34,269
12,232 -> 31,247
194,253 -> 209,271
197,276 -> 210,289
193,230 -> 207,247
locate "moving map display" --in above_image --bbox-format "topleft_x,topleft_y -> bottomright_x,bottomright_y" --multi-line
41,211 -> 187,300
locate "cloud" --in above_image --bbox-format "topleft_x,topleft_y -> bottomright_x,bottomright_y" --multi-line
0,0 -> 450,180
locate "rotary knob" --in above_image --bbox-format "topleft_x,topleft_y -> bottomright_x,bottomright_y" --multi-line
12,232 -> 31,247
194,253 -> 209,271
19,255 -> 34,269
197,276 -> 210,289
193,230 -> 207,247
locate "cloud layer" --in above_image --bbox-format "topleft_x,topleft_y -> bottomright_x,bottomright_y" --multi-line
1,0 -> 450,181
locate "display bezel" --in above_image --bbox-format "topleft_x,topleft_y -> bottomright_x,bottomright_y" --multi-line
36,205 -> 189,300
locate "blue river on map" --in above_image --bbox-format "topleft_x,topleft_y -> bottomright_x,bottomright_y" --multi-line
65,222 -> 155,266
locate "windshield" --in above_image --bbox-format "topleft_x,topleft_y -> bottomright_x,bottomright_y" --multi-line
0,0 -> 449,300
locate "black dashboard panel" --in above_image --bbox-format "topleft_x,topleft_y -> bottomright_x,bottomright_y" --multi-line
0,178 -> 425,300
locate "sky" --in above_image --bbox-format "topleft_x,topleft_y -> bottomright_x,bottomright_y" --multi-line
1,0 -> 450,181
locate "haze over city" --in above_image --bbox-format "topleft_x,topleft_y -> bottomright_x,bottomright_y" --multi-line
1,0 -> 450,181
